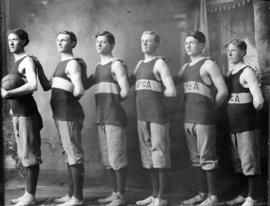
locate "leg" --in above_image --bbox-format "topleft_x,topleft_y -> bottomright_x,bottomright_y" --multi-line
206,170 -> 217,196
195,167 -> 208,194
110,169 -> 117,193
136,121 -> 156,206
116,167 -> 127,194
12,115 -> 42,205
55,119 -> 84,203
67,164 -> 74,197
195,124 -> 218,206
158,169 -> 167,199
26,164 -> 40,195
150,123 -> 170,206
150,169 -> 159,198
105,125 -> 128,193
237,130 -> 261,201
70,163 -> 84,201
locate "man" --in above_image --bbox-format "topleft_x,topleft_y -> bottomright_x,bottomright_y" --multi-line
2,29 -> 43,206
94,31 -> 129,206
130,31 -> 176,206
174,31 -> 228,206
39,31 -> 85,206
224,39 -> 264,206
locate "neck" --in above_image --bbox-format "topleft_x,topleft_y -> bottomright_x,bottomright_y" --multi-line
190,54 -> 204,63
99,53 -> 113,64
144,53 -> 157,62
13,51 -> 27,61
60,52 -> 74,61
229,60 -> 246,73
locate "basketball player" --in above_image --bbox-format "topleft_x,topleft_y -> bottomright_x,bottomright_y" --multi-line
2,29 -> 43,206
39,31 -> 85,206
224,39 -> 264,206
94,31 -> 129,206
130,31 -> 176,206
174,31 -> 228,206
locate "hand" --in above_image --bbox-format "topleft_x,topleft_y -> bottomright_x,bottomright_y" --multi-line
1,88 -> 9,99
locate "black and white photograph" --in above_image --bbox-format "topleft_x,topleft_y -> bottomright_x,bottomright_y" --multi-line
1,0 -> 270,206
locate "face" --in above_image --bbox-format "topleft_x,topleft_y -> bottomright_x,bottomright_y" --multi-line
56,33 -> 74,53
96,35 -> 113,54
226,43 -> 245,64
8,33 -> 25,54
184,36 -> 204,57
141,33 -> 158,54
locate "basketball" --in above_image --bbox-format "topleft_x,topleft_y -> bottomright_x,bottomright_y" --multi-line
1,74 -> 25,91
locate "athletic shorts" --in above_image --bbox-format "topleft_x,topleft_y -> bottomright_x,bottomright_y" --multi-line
184,123 -> 218,170
137,120 -> 171,169
231,130 -> 261,175
12,114 -> 42,167
55,119 -> 84,165
98,124 -> 127,170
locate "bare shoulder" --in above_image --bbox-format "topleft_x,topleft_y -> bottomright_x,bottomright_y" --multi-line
241,66 -> 257,80
67,59 -> 81,69
112,60 -> 124,68
21,56 -> 35,66
203,58 -> 217,68
66,59 -> 82,75
155,58 -> 166,66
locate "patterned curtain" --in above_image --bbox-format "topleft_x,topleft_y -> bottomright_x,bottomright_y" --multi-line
207,0 -> 252,12
207,2 -> 257,75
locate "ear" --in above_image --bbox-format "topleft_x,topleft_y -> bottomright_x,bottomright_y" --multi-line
200,43 -> 205,50
71,41 -> 76,48
21,39 -> 27,46
110,44 -> 114,50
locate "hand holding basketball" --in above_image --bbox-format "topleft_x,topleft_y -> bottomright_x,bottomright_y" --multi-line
1,74 -> 25,99
1,74 -> 25,90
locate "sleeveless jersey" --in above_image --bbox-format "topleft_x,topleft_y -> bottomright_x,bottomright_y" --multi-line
50,59 -> 84,121
182,58 -> 215,124
135,58 -> 167,123
94,60 -> 127,126
9,56 -> 39,116
226,67 -> 258,132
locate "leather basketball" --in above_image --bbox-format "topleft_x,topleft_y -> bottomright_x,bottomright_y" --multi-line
1,74 -> 25,91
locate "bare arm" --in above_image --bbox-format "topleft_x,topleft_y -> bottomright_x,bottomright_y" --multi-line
173,63 -> 188,85
154,59 -> 176,97
66,60 -> 84,98
204,60 -> 228,107
1,56 -> 38,98
241,67 -> 264,111
112,61 -> 129,100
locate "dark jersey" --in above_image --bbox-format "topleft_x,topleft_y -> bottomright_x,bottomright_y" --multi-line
226,67 -> 258,132
94,60 -> 127,126
135,58 -> 167,123
9,56 -> 39,116
182,58 -> 215,124
50,59 -> 84,121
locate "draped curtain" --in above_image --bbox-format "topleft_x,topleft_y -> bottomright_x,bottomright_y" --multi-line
207,1 -> 256,75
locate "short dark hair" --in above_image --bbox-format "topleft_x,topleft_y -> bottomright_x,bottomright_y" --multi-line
142,31 -> 160,44
10,29 -> 30,46
226,39 -> 247,52
185,30 -> 206,44
95,31 -> 115,45
57,31 -> 77,48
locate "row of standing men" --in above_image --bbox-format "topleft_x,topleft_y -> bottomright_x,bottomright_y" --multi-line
2,29 -> 264,206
